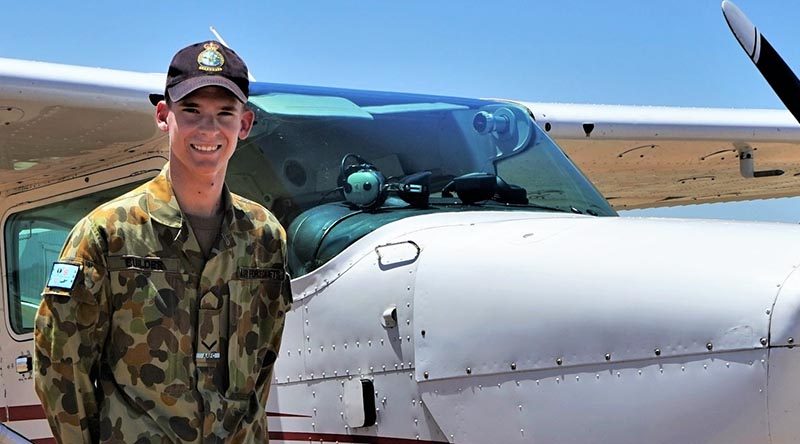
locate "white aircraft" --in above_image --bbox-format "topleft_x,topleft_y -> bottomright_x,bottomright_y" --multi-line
3,2 -> 800,443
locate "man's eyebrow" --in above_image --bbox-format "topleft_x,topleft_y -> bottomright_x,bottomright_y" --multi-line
178,102 -> 238,111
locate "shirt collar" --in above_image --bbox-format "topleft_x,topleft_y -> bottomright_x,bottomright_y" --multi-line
145,162 -> 242,231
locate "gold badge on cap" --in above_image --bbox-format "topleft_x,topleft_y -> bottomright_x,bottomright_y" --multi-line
197,42 -> 225,72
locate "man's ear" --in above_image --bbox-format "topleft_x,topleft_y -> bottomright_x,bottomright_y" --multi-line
155,101 -> 170,132
238,108 -> 255,140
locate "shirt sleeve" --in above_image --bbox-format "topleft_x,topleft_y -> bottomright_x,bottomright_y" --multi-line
34,218 -> 109,444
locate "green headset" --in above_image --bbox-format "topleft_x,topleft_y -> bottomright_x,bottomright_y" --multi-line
338,153 -> 431,210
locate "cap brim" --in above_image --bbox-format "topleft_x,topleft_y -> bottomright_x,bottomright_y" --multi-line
167,76 -> 247,104
149,93 -> 165,106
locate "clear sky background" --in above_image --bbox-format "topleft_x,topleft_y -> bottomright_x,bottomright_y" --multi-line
4,1 -> 800,222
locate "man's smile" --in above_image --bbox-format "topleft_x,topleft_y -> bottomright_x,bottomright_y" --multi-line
191,144 -> 221,152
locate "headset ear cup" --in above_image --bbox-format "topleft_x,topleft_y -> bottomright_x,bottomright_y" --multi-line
338,154 -> 388,209
344,169 -> 385,209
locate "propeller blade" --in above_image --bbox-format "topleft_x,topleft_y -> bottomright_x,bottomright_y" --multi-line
722,0 -> 800,124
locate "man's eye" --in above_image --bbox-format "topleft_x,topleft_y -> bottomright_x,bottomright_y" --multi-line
182,108 -> 200,114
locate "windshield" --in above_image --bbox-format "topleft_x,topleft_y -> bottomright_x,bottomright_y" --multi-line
228,83 -> 615,276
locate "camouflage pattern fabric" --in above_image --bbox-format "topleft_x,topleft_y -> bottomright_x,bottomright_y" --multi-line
34,163 -> 292,443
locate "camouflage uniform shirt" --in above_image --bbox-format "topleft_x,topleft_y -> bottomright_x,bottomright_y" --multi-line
34,163 -> 291,443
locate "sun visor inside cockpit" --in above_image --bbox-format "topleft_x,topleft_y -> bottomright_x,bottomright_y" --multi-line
248,94 -> 374,119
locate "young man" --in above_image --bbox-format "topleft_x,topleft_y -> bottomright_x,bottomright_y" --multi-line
34,41 -> 291,443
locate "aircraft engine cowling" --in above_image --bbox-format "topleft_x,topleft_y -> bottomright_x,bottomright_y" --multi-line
404,213 -> 800,443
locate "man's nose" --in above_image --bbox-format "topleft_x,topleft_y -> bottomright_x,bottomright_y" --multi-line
197,115 -> 220,133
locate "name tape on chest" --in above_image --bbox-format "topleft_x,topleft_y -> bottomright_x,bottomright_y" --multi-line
107,255 -> 180,272
237,267 -> 285,281
47,262 -> 81,290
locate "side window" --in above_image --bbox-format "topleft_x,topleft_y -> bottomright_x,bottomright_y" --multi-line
4,182 -> 144,334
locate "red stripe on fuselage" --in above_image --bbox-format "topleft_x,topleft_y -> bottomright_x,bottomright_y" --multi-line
6,404 -> 46,421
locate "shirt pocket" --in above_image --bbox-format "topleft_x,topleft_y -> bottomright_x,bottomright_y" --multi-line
226,277 -> 282,399
108,268 -> 195,400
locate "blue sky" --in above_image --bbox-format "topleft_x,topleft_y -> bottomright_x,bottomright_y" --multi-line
5,1 -> 800,221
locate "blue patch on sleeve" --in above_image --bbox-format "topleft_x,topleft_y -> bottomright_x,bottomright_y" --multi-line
47,262 -> 81,290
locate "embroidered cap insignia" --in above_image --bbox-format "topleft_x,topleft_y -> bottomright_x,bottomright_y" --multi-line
197,42 -> 225,72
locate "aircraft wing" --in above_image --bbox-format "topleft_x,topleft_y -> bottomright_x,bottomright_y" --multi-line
0,57 -> 167,197
3,56 -> 800,211
516,101 -> 800,209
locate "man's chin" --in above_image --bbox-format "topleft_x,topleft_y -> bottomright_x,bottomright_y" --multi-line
170,156 -> 228,179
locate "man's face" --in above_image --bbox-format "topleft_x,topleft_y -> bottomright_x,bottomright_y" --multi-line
155,86 -> 254,177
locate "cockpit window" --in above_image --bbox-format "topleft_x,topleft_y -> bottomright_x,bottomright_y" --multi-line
4,182 -> 143,334
228,85 -> 615,277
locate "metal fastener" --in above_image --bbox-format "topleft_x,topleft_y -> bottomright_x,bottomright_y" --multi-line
706,342 -> 713,351
510,363 -> 517,370
604,353 -> 611,361
466,367 -> 472,374
424,371 -> 429,379
789,337 -> 795,344
760,337 -> 768,346
654,348 -> 661,356
556,358 -> 563,366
